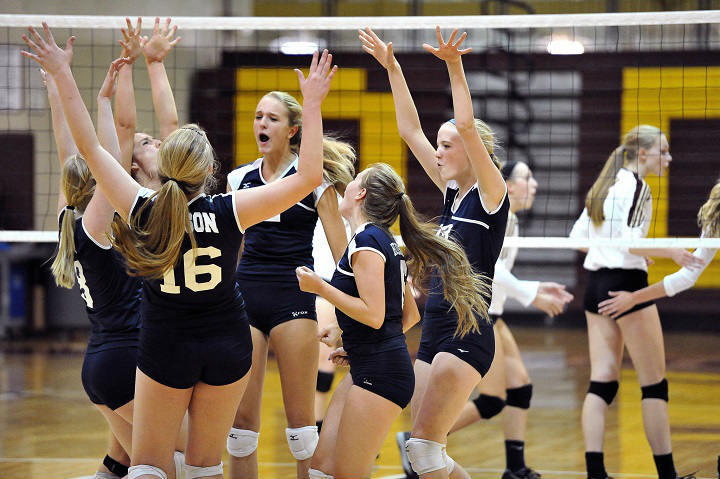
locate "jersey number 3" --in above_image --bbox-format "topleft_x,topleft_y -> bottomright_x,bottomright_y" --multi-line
160,247 -> 222,294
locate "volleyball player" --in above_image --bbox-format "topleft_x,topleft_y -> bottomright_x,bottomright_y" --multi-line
598,179 -> 719,318
225,97 -> 353,479
361,27 -> 506,479
23,24 -> 336,479
570,125 -> 702,479
296,162 -> 489,479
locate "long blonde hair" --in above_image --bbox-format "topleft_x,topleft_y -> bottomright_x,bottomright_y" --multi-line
264,91 -> 355,192
51,155 -> 96,288
112,124 -> 217,279
360,163 -> 491,337
698,180 -> 720,238
585,125 -> 663,226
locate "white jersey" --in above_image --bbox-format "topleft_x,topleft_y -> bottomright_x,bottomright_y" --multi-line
570,167 -> 652,271
663,232 -> 718,296
489,212 -> 540,316
312,193 -> 351,281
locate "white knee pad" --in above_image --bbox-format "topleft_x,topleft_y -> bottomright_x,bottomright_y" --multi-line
227,427 -> 259,458
173,451 -> 186,479
285,425 -> 319,460
308,468 -> 334,479
443,450 -> 456,474
128,465 -> 167,479
184,462 -> 223,479
405,438 -> 447,476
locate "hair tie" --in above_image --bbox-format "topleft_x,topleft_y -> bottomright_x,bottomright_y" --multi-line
65,205 -> 75,211
396,191 -> 405,200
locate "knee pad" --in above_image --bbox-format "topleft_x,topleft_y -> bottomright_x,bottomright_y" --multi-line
506,384 -> 533,410
103,455 -> 129,478
405,438 -> 447,475
184,462 -> 223,479
317,371 -> 335,393
286,425 -> 319,460
641,378 -> 668,402
443,450 -> 455,474
128,465 -> 167,479
173,451 -> 186,479
227,427 -> 259,458
308,468 -> 334,479
588,380 -> 619,405
472,394 -> 506,419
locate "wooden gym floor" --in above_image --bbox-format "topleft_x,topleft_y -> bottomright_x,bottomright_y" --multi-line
1,325 -> 718,479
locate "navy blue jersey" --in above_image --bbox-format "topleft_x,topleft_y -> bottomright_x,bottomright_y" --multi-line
424,181 -> 509,316
227,157 -> 331,282
59,210 -> 141,352
130,188 -> 245,336
330,223 -> 408,354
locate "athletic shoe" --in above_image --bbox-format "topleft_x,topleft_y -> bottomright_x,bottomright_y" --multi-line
503,467 -> 542,479
396,431 -> 418,479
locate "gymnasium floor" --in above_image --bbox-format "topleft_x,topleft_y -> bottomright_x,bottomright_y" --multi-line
1,325 -> 718,479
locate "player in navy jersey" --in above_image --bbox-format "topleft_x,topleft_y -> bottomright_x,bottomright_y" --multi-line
295,163 -> 488,479
570,126 -> 701,479
23,25 -> 335,479
46,59 -> 140,479
225,94 -> 354,478
362,27 -> 508,479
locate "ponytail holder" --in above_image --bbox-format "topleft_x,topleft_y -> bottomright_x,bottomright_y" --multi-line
161,176 -> 190,190
166,177 -> 180,184
65,205 -> 75,211
396,191 -> 405,200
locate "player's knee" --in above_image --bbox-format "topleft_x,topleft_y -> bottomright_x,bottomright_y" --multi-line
405,438 -> 452,476
128,465 -> 167,479
316,371 -> 334,393
472,394 -> 506,419
227,427 -> 259,458
506,384 -> 533,409
641,378 -> 668,402
286,426 -> 319,460
587,380 -> 619,405
184,462 -> 223,479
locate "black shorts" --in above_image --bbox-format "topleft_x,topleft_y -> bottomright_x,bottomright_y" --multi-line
237,278 -> 317,335
349,347 -> 414,409
416,312 -> 495,376
137,316 -> 253,389
81,345 -> 137,410
584,268 -> 655,320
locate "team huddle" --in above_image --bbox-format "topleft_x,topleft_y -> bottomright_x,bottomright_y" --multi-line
21,17 -> 719,479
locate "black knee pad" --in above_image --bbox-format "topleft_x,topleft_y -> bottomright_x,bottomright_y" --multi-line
588,380 -> 619,405
505,384 -> 533,410
641,378 -> 668,402
103,455 -> 129,478
473,394 -> 506,419
316,370 -> 334,393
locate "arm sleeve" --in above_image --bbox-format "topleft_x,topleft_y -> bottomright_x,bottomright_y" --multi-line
492,259 -> 540,307
663,246 -> 718,297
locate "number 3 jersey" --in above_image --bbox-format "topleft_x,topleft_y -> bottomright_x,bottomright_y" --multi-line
330,223 -> 407,354
59,210 -> 141,352
227,157 -> 331,282
130,188 -> 245,335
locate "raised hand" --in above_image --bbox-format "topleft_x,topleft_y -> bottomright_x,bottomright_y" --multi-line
422,26 -> 472,63
295,49 -> 337,105
98,57 -> 132,100
141,17 -> 181,63
119,17 -> 143,63
358,27 -> 397,70
21,22 -> 75,75
598,291 -> 636,319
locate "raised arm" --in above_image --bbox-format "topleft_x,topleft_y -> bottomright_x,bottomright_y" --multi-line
359,27 -> 443,191
22,23 -> 140,220
424,27 -> 506,210
115,17 -> 142,168
317,187 -> 348,263
233,50 -> 335,230
43,71 -> 79,212
142,17 -> 181,139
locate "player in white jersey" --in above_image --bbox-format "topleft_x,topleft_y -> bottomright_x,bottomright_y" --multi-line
598,179 -> 719,318
570,125 -> 702,479
23,26 -> 336,479
440,160 -> 573,479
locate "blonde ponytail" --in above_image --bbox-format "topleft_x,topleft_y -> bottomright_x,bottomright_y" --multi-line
698,180 -> 720,238
322,137 -> 355,194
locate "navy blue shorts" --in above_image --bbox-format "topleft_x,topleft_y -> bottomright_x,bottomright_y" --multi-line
349,346 -> 414,409
137,316 -> 253,389
237,278 -> 317,335
416,312 -> 495,377
81,345 -> 137,410
584,268 -> 654,320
